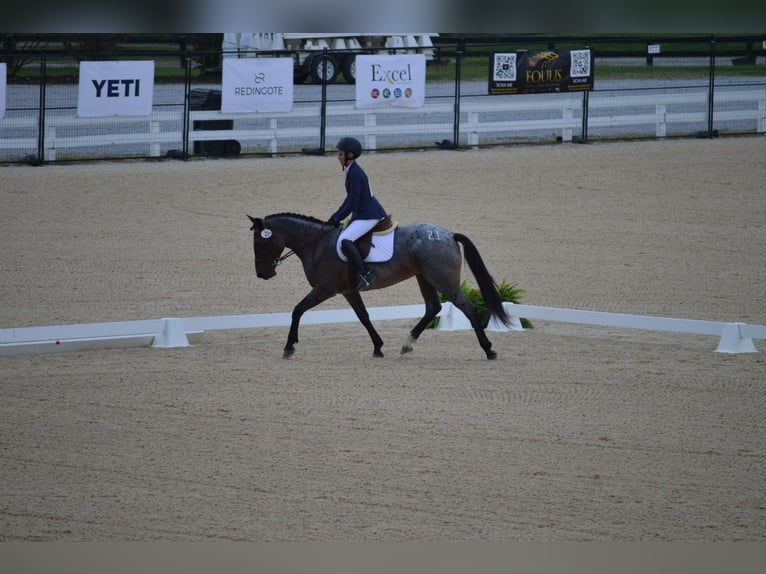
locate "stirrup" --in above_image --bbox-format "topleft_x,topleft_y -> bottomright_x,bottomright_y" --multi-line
356,270 -> 376,291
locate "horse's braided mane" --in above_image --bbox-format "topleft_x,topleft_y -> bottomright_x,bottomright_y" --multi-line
266,212 -> 326,225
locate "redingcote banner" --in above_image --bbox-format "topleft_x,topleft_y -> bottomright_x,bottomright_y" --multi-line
489,49 -> 595,95
0,63 -> 6,119
355,54 -> 426,108
221,58 -> 294,113
77,61 -> 155,117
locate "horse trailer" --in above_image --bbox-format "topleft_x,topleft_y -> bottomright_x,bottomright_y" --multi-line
221,33 -> 438,84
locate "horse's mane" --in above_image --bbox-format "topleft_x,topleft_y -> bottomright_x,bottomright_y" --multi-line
265,212 -> 327,226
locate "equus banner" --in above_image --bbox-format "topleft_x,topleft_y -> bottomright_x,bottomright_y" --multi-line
489,49 -> 594,95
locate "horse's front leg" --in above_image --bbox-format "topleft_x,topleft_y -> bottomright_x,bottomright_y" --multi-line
343,292 -> 385,358
283,287 -> 335,359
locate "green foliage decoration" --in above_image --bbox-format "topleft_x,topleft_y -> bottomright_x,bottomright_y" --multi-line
429,280 -> 533,329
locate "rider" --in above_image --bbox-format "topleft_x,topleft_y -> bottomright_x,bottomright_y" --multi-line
328,136 -> 388,292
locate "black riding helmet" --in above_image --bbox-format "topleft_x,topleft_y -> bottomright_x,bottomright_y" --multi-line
336,136 -> 362,160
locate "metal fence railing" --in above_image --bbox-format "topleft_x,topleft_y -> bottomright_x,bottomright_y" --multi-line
1,36 -> 764,164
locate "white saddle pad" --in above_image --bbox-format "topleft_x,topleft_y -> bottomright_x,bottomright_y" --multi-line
336,229 -> 396,263
364,231 -> 395,263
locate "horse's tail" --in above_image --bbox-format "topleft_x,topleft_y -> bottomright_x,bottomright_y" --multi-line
453,233 -> 512,328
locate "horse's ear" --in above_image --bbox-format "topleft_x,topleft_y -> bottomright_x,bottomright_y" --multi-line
247,215 -> 262,231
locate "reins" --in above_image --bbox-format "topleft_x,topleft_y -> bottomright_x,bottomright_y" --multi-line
256,249 -> 294,267
276,250 -> 295,264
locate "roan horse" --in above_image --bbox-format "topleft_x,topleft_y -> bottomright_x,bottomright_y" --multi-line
248,213 -> 511,359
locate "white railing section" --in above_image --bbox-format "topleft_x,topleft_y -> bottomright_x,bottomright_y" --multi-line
1,302 -> 763,356
2,88 -> 764,160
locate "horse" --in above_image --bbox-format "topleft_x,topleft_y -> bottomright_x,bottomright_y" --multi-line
247,212 -> 512,360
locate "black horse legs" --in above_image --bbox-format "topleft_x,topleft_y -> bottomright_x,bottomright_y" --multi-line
450,291 -> 497,360
283,287 -> 335,359
401,276 -> 443,355
344,292 -> 385,357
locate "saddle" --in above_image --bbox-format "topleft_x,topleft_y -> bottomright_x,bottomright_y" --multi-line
348,215 -> 396,259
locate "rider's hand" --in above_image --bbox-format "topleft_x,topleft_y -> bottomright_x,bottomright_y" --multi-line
328,216 -> 340,227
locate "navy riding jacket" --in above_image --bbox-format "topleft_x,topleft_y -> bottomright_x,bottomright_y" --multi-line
330,162 -> 387,225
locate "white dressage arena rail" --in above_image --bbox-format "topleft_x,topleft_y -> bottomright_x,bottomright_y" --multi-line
0,302 -> 763,356
2,87 -> 764,160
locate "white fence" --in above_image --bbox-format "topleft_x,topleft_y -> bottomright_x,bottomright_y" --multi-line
1,302 -> 764,356
2,88 -> 764,161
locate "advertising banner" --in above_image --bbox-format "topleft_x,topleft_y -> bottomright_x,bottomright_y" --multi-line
355,54 -> 426,108
221,58 -> 293,113
0,63 -> 6,119
489,49 -> 594,95
77,61 -> 155,117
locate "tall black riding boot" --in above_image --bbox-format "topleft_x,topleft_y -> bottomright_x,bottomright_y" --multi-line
341,239 -> 376,292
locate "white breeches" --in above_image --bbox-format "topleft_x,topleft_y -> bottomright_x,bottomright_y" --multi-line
336,218 -> 380,260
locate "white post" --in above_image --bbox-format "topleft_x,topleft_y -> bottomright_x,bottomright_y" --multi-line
152,318 -> 190,348
656,104 -> 667,138
364,113 -> 377,152
150,120 -> 160,157
468,111 -> 479,147
716,323 -> 757,354
44,125 -> 56,162
435,302 -> 472,331
562,103 -> 573,142
268,118 -> 278,156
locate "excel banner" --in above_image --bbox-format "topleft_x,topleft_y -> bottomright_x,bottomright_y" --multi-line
78,61 -> 155,116
355,54 -> 426,108
489,49 -> 594,95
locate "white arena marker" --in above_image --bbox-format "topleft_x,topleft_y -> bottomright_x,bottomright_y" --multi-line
715,323 -> 757,354
152,318 -> 191,348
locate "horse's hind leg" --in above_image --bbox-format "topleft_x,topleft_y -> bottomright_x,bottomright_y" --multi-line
401,275 -> 442,355
449,290 -> 497,360
343,292 -> 385,357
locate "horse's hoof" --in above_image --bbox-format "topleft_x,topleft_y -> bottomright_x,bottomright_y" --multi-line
401,344 -> 412,354
373,350 -> 384,358
282,348 -> 295,359
486,350 -> 497,360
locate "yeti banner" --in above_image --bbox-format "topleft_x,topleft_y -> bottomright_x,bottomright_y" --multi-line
78,61 -> 155,116
355,54 -> 426,108
489,49 -> 594,95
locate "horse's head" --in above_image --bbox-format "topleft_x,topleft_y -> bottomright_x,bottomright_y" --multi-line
248,215 -> 287,280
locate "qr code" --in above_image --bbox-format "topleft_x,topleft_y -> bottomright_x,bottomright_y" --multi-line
493,53 -> 516,82
570,50 -> 591,78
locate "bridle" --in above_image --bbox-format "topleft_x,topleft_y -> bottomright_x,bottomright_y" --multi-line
253,218 -> 334,272
255,227 -> 294,270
